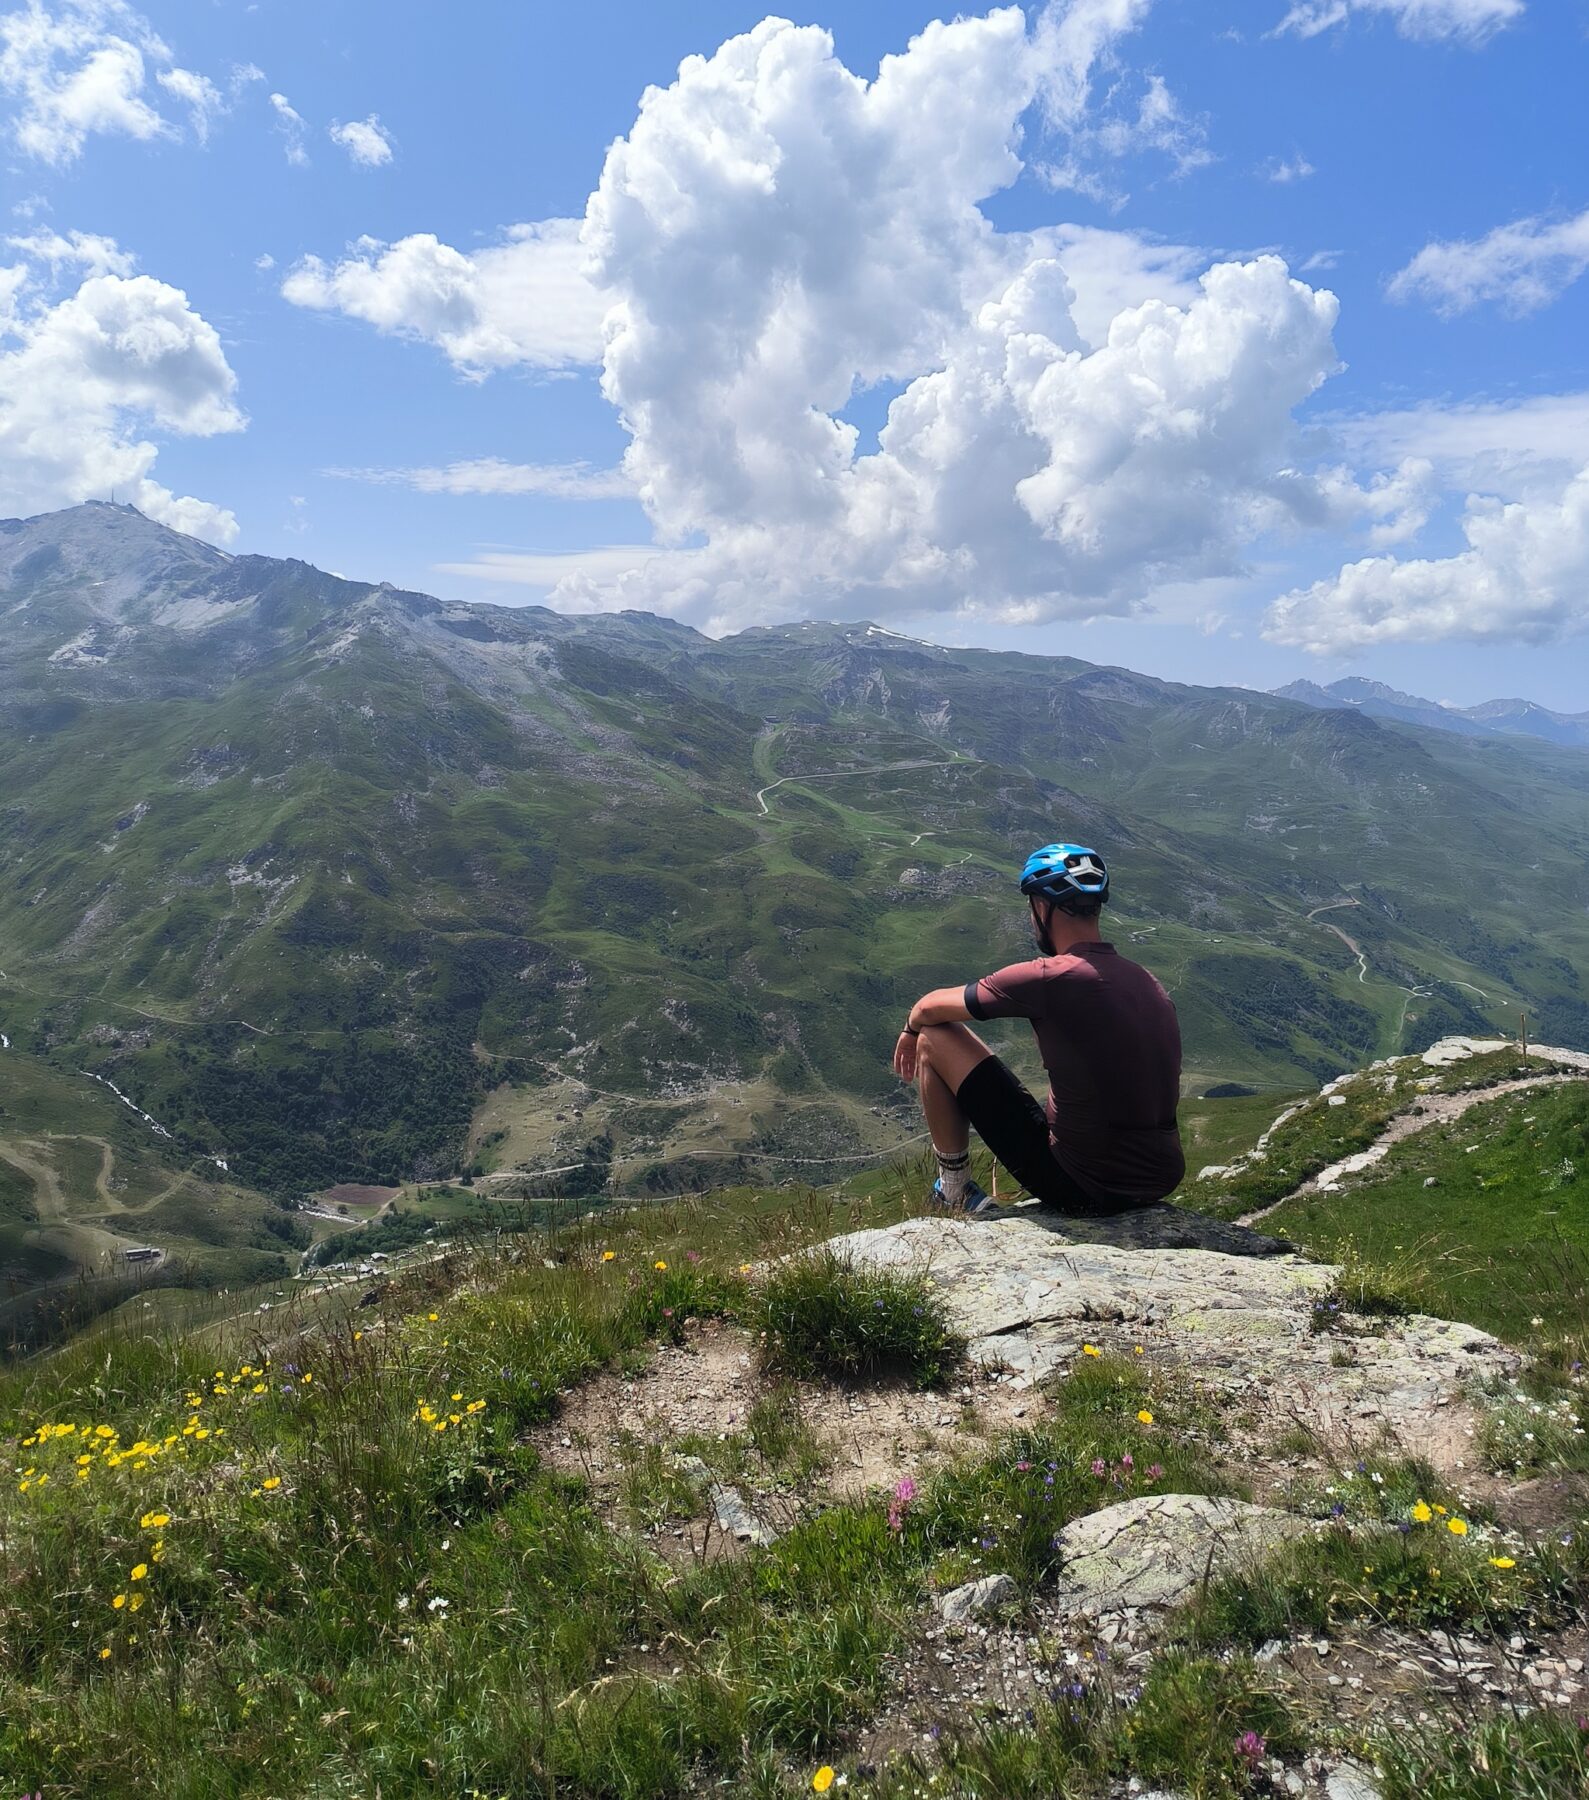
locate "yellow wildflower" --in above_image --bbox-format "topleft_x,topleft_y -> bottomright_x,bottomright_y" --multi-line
112,1594 -> 127,1610
1447,1518 -> 1468,1537
812,1770 -> 836,1794
1082,1344 -> 1100,1357
1490,1556 -> 1516,1569
262,1477 -> 281,1491
428,1313 -> 438,1322
1411,1501 -> 1432,1524
140,1511 -> 170,1529
654,1260 -> 668,1271
1137,1410 -> 1154,1425
602,1250 -> 616,1262
131,1564 -> 148,1581
99,1647 -> 111,1660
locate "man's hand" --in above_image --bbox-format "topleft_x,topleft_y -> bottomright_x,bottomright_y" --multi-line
893,1030 -> 918,1081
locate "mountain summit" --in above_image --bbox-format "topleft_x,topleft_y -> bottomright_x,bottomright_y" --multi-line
1275,674 -> 1589,749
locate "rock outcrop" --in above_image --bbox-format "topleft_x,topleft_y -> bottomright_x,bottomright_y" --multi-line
823,1212 -> 1518,1451
1051,1493 -> 1311,1618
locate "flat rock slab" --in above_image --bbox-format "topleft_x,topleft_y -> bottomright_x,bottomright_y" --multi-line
1052,1494 -> 1310,1617
824,1216 -> 1518,1446
939,1572 -> 1017,1622
1324,1764 -> 1384,1800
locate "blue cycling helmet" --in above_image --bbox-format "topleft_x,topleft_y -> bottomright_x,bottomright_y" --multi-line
1019,843 -> 1109,911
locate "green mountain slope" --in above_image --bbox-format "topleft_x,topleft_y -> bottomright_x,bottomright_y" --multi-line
2,503 -> 1586,1219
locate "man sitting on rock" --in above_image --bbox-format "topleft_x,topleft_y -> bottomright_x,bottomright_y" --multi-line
892,843 -> 1185,1217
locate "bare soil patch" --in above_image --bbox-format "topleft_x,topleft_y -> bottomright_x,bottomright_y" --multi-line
529,1315 -> 1034,1511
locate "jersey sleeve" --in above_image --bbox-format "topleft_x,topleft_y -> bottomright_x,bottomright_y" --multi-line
963,959 -> 1048,1021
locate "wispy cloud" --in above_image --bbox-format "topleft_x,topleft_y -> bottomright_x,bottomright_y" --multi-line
1388,207 -> 1589,316
269,90 -> 308,166
282,221 -> 605,375
1271,0 -> 1523,44
328,457 -> 631,500
329,113 -> 393,168
433,545 -> 663,592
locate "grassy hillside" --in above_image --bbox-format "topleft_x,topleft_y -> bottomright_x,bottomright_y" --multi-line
1259,1078 -> 1589,1355
3,505 -> 1586,1232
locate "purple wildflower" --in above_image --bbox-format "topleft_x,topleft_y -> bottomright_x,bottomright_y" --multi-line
1235,1729 -> 1266,1770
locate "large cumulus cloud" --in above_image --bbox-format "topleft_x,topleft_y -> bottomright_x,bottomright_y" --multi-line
0,243 -> 243,539
559,11 -> 1393,629
1265,466 -> 1589,652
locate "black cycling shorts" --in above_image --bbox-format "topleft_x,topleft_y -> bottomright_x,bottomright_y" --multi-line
955,1054 -> 1140,1216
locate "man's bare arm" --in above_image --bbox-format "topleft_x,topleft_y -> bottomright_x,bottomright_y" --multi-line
906,986 -> 973,1030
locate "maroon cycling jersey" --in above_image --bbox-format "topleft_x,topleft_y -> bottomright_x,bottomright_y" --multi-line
964,943 -> 1185,1203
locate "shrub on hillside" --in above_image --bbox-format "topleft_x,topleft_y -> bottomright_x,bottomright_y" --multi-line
749,1248 -> 963,1388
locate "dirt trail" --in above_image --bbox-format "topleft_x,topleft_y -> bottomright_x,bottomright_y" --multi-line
90,1136 -> 117,1207
1235,1072 -> 1579,1227
1306,898 -> 1369,983
0,1139 -> 65,1224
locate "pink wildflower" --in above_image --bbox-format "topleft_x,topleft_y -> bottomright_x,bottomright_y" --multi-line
887,1475 -> 918,1532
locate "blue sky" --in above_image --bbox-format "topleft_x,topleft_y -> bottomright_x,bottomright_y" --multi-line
2,0 -> 1587,706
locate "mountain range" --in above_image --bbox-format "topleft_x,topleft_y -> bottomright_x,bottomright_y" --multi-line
2,503 -> 1587,1225
1274,675 -> 1589,748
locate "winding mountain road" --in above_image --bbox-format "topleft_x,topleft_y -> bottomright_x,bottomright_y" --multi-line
754,755 -> 975,816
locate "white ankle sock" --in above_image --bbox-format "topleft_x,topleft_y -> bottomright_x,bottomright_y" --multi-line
935,1147 -> 970,1203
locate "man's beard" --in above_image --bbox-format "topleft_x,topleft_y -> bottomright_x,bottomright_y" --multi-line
1032,908 -> 1057,957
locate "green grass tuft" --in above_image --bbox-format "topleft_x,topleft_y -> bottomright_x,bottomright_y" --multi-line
1376,1712 -> 1589,1800
749,1247 -> 965,1388
1176,1517 -> 1586,1648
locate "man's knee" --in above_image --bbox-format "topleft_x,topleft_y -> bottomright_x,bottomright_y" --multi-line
915,1023 -> 992,1092
915,1022 -> 960,1070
